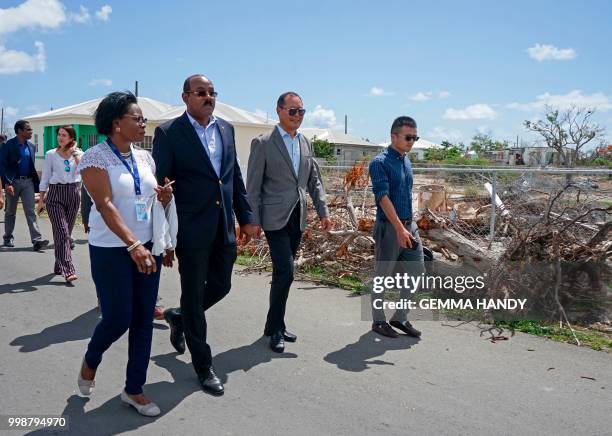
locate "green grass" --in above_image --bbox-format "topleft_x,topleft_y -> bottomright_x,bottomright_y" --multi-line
236,253 -> 266,268
495,320 -> 612,352
301,264 -> 366,293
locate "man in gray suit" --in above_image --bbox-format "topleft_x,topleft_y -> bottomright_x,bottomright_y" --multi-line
247,91 -> 332,352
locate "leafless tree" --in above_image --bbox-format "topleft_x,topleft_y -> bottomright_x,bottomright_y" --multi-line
524,105 -> 605,167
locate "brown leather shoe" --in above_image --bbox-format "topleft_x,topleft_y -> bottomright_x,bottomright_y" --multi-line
390,320 -> 421,338
372,322 -> 399,338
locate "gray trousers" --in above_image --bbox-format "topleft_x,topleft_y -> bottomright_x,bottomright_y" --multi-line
3,178 -> 42,243
371,220 -> 425,322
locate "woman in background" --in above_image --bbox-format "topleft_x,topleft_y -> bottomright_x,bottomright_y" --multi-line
38,125 -> 83,282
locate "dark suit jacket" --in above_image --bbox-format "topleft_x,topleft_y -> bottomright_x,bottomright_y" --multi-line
0,137 -> 40,192
152,112 -> 253,249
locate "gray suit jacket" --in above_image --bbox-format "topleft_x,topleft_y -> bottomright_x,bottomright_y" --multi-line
247,126 -> 329,231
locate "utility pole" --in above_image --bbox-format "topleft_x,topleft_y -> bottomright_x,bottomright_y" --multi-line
135,81 -> 139,97
344,114 -> 347,134
0,107 -> 4,135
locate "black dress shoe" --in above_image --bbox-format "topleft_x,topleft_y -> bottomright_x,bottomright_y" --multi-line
372,322 -> 399,338
270,331 -> 285,353
390,320 -> 421,338
198,367 -> 224,396
33,239 -> 49,251
2,237 -> 14,248
283,330 -> 297,343
163,308 -> 185,354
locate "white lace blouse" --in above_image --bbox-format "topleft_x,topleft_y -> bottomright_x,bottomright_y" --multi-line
78,141 -> 158,248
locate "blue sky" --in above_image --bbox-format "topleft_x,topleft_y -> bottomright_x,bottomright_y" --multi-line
1,0 -> 611,146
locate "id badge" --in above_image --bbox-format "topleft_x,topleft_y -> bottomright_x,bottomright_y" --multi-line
135,198 -> 149,222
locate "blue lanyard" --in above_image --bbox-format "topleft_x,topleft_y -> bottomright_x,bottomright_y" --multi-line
106,138 -> 142,196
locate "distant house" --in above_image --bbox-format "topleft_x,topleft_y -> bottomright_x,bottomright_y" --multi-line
301,128 -> 382,165
379,138 -> 441,161
25,96 -> 276,169
505,146 -> 575,166
595,144 -> 612,158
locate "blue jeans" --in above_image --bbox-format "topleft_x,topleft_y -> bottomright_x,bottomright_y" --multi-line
85,242 -> 161,395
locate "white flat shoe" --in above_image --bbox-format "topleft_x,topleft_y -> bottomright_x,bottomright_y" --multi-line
120,391 -> 161,417
77,358 -> 95,396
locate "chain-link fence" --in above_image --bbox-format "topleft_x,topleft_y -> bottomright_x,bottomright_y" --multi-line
317,164 -> 611,248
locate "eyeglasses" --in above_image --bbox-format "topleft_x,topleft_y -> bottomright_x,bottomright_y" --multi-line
282,107 -> 306,116
185,90 -> 218,98
63,159 -> 71,172
402,135 -> 419,142
124,115 -> 148,124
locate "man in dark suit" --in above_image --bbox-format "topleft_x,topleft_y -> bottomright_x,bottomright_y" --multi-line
0,120 -> 48,250
152,74 -> 256,396
247,92 -> 332,353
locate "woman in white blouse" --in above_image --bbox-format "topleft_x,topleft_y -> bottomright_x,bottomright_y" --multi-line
76,92 -> 172,417
38,125 -> 83,282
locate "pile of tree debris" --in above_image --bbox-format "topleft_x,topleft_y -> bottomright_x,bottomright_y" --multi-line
238,162 -> 611,328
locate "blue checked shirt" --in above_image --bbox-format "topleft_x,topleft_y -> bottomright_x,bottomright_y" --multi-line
369,146 -> 414,222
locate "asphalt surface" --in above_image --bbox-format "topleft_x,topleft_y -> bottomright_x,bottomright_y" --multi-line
0,215 -> 610,436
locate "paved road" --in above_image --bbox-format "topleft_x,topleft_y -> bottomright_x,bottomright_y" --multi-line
0,216 -> 610,436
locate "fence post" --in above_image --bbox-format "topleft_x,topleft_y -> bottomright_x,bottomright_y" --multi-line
489,172 -> 497,242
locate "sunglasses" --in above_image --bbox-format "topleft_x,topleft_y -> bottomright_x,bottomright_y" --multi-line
283,107 -> 306,116
63,159 -> 71,172
401,135 -> 419,142
124,115 -> 148,124
185,90 -> 218,98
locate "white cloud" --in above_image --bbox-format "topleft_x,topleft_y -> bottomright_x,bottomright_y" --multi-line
95,5 -> 112,21
4,106 -> 19,117
507,90 -> 612,112
443,104 -> 498,120
369,86 -> 393,97
527,43 -> 576,61
0,0 -> 67,35
427,126 -> 463,141
438,90 -> 451,99
305,105 -> 337,128
89,78 -> 112,86
0,41 -> 46,74
410,92 -> 431,102
70,5 -> 90,23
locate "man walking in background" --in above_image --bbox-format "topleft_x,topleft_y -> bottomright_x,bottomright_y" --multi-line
0,120 -> 48,250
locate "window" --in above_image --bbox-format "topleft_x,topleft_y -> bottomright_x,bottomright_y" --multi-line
135,135 -> 153,151
87,134 -> 99,147
336,148 -> 341,156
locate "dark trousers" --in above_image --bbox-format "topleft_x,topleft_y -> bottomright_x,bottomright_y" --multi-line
176,214 -> 237,374
85,242 -> 161,395
46,183 -> 80,277
264,205 -> 302,335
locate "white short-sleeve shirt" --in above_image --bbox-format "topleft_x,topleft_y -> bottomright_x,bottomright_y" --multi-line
78,141 -> 158,247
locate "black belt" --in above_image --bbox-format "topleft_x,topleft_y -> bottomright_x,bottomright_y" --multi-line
15,176 -> 31,180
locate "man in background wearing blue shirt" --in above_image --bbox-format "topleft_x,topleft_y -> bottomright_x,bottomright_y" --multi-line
0,120 -> 48,250
368,116 -> 424,338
